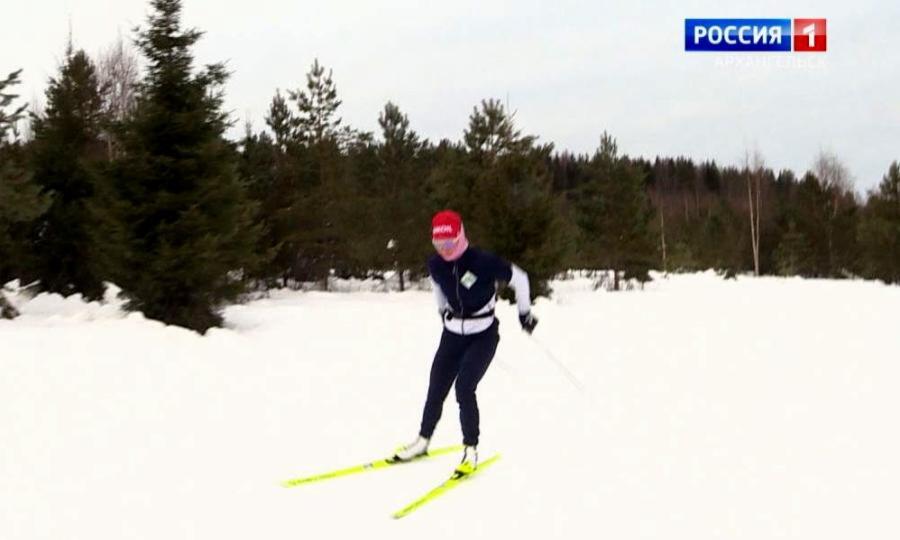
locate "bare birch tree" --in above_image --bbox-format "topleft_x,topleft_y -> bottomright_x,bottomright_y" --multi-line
96,33 -> 139,159
812,150 -> 854,272
744,148 -> 765,276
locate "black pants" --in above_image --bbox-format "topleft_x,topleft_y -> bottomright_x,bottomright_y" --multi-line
419,319 -> 500,446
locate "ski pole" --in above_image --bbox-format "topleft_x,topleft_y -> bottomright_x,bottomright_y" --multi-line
528,335 -> 584,393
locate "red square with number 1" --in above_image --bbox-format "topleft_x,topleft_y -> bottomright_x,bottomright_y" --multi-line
794,19 -> 827,51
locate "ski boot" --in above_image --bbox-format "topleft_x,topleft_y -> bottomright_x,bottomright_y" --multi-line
453,445 -> 478,477
392,436 -> 430,462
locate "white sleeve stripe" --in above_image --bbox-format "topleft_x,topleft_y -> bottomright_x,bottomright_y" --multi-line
430,278 -> 449,314
509,264 -> 531,315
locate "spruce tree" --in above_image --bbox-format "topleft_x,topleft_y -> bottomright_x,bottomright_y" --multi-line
574,132 -> 654,290
791,172 -> 833,277
811,152 -> 859,276
29,47 -> 107,300
774,221 -> 814,276
105,0 -> 262,332
695,199 -> 745,275
858,162 -> 900,283
0,70 -> 49,317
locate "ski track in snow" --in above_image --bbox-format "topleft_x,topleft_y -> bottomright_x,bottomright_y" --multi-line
1,273 -> 898,539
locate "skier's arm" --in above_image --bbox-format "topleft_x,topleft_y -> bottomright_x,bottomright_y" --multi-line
508,264 -> 531,315
430,277 -> 450,316
508,263 -> 538,334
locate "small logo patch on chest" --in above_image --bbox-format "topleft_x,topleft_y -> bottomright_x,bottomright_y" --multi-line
460,271 -> 478,289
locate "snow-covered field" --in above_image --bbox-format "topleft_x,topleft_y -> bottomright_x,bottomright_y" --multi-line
2,273 -> 898,540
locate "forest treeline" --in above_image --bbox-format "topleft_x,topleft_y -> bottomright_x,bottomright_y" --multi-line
1,0 -> 897,331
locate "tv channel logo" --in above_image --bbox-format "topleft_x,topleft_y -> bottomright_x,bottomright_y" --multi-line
685,19 -> 826,52
793,19 -> 827,52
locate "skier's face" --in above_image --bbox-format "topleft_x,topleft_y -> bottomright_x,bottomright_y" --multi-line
432,237 -> 460,260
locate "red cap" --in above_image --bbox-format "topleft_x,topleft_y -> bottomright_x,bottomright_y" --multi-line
431,210 -> 463,240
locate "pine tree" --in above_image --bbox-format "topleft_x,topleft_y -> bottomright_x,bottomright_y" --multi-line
373,101 -> 429,290
266,90 -> 294,152
235,91 -> 307,288
0,70 -> 49,318
858,162 -> 900,283
287,59 -> 356,288
104,0 -> 262,332
330,135 -> 376,279
426,138 -> 475,215
464,99 -> 571,298
29,46 -> 107,300
236,123 -> 283,285
289,59 -> 355,147
0,71 -> 27,133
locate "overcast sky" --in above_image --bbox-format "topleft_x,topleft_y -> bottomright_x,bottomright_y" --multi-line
6,0 -> 899,192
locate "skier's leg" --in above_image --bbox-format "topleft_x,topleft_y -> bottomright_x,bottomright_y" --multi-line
455,320 -> 500,446
419,330 -> 463,439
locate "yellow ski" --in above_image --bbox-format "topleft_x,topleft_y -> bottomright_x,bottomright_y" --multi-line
281,445 -> 463,488
391,454 -> 501,519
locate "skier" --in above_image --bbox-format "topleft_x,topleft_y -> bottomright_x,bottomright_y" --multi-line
393,210 -> 538,475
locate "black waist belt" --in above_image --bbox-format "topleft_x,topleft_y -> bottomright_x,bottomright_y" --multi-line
446,309 -> 495,321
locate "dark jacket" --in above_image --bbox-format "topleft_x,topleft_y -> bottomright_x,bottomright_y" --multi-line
427,247 -> 512,317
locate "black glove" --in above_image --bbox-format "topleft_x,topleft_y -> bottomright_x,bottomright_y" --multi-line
441,308 -> 454,321
519,312 -> 538,334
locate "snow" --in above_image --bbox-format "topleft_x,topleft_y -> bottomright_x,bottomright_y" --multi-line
2,273 -> 899,539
